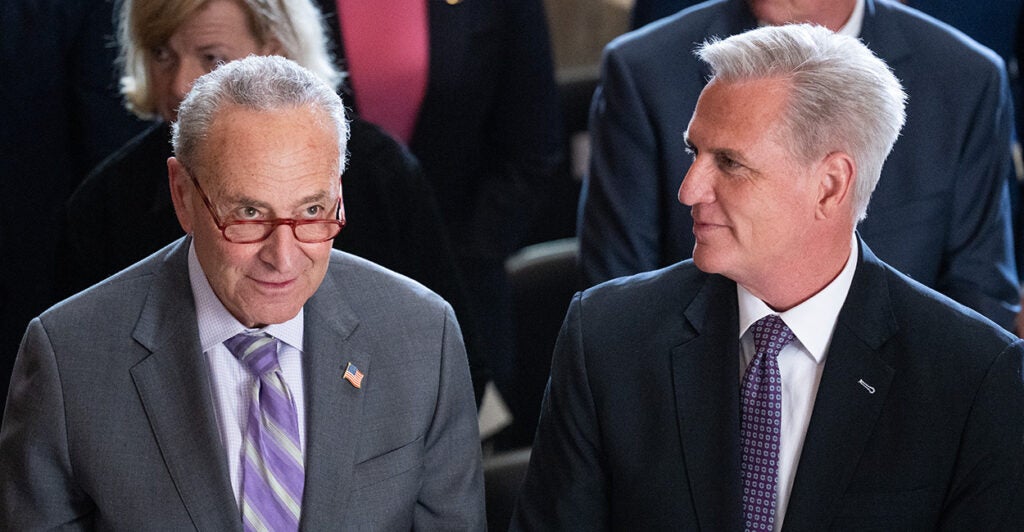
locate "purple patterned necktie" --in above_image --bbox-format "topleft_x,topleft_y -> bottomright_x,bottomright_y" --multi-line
740,315 -> 794,531
224,333 -> 304,531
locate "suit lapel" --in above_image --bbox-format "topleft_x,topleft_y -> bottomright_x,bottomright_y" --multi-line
695,0 -> 760,83
858,0 -> 913,68
782,241 -> 898,530
671,274 -> 744,531
129,238 -> 241,531
297,266 -> 367,529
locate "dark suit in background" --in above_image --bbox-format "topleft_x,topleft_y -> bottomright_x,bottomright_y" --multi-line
512,241 -> 1024,529
630,0 -> 705,28
318,0 -> 565,427
0,0 -> 145,416
578,0 -> 1020,329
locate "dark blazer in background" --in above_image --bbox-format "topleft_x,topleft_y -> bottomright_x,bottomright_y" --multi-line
630,0 -> 705,28
512,240 -> 1024,530
578,0 -> 1020,330
0,237 -> 485,529
0,0 -> 146,417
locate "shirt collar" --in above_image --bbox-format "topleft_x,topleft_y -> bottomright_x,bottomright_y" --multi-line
837,0 -> 866,38
737,235 -> 859,363
188,241 -> 304,353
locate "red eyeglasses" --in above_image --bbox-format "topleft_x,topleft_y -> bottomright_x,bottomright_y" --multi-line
188,172 -> 344,244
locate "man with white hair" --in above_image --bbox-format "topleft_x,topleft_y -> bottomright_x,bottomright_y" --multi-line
578,0 -> 1020,333
513,24 -> 1024,530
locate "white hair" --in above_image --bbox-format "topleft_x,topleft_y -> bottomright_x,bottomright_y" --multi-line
172,55 -> 349,172
697,24 -> 907,220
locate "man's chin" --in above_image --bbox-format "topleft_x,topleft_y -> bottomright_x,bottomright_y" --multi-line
233,303 -> 303,329
691,247 -> 725,275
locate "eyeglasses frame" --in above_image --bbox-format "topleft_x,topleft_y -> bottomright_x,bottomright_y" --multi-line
186,169 -> 345,244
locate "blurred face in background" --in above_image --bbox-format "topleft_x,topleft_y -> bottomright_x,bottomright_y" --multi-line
746,0 -> 857,28
147,0 -> 280,121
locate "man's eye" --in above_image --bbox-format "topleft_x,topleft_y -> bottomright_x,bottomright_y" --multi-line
239,206 -> 260,219
304,205 -> 323,218
716,154 -> 741,170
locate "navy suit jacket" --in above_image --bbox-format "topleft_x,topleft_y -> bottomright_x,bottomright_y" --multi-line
0,0 -> 147,419
578,0 -> 1020,330
512,239 -> 1024,530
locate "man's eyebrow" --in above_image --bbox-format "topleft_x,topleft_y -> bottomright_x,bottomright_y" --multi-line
225,190 -> 334,209
296,190 -> 334,204
712,147 -> 745,161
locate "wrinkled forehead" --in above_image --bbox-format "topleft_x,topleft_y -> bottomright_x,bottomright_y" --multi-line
193,104 -> 342,198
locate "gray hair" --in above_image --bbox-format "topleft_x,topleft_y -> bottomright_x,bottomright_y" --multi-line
697,24 -> 907,220
119,0 -> 343,119
171,55 -> 349,172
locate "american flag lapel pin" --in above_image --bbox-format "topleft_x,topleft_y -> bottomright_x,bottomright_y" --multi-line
344,362 -> 364,389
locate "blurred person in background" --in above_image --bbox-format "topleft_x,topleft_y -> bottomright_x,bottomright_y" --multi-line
316,0 -> 566,443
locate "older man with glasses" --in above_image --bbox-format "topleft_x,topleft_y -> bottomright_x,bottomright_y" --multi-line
0,55 -> 484,530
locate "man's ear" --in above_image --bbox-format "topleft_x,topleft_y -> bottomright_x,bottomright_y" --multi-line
815,151 -> 855,220
168,157 -> 194,234
338,178 -> 345,221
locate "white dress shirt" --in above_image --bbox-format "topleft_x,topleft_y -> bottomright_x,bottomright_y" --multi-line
839,0 -> 866,38
737,236 -> 858,531
187,243 -> 307,510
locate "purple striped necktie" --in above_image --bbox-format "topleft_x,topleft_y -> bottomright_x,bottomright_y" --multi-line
224,332 -> 304,531
741,315 -> 794,531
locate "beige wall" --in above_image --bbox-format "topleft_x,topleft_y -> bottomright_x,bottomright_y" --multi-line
545,0 -> 632,73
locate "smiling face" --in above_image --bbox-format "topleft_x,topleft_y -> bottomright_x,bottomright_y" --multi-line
147,0 -> 279,122
678,78 -> 824,293
169,104 -> 341,327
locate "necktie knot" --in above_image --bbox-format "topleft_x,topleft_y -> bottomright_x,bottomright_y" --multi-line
223,333 -> 281,378
752,315 -> 795,359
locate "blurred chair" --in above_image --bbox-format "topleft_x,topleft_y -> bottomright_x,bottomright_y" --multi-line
557,66 -> 600,183
484,447 -> 532,531
499,238 -> 580,449
522,68 -> 597,246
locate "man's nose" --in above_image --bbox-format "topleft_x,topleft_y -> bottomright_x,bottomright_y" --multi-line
678,159 -> 715,206
258,224 -> 301,271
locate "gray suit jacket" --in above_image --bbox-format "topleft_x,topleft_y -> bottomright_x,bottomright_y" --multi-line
0,237 -> 485,530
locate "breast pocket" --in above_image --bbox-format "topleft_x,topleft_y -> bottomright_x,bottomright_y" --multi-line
352,436 -> 424,490
345,438 -> 425,528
